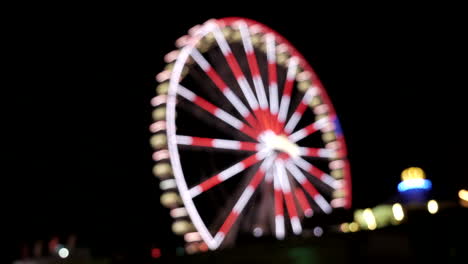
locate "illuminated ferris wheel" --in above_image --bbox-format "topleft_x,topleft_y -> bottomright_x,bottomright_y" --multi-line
150,17 -> 352,251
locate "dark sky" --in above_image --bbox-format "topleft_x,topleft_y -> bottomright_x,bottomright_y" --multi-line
6,7 -> 468,261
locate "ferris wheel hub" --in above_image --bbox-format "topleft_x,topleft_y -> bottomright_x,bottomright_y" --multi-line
258,130 -> 300,157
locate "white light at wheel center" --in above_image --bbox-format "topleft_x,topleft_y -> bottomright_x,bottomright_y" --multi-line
259,130 -> 300,157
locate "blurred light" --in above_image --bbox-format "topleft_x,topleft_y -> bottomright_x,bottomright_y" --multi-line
398,179 -> 432,192
459,189 -> 468,201
363,208 -> 377,230
153,150 -> 170,161
170,207 -> 188,218
48,237 -> 59,253
427,200 -> 439,214
401,167 -> 426,181
151,248 -> 161,259
149,121 -> 166,133
331,198 -> 346,208
349,222 -> 359,232
313,226 -> 323,237
150,134 -> 167,149
151,95 -> 167,107
198,242 -> 209,252
392,203 -> 405,221
161,192 -> 181,208
184,232 -> 202,243
172,220 -> 194,235
253,227 -> 263,237
185,243 -> 198,255
340,223 -> 349,233
159,179 -> 177,190
58,247 -> 69,259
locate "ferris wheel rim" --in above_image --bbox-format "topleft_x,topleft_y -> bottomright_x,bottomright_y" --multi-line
159,17 -> 352,251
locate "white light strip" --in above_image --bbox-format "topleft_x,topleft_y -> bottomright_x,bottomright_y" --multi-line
170,207 -> 188,218
266,34 -> 276,63
269,82 -> 279,115
238,22 -> 254,53
286,57 -> 298,80
212,139 -> 241,149
190,48 -> 210,71
168,38 -> 216,249
276,161 -> 302,235
278,95 -> 290,122
214,109 -> 243,129
233,186 -> 255,213
291,216 -> 302,235
177,84 -> 196,101
314,194 -> 332,214
284,112 -> 301,133
238,76 -> 259,110
253,76 -> 268,109
275,215 -> 285,240
212,26 -> 232,55
291,157 -> 312,172
218,162 -> 246,181
224,89 -> 250,117
189,185 -> 202,198
175,135 -> 193,145
284,160 -> 307,184
160,179 -> 177,190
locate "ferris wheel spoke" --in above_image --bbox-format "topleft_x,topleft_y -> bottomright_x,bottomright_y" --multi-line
284,160 -> 332,214
266,34 -> 281,133
288,116 -> 329,143
211,25 -> 260,113
190,48 -> 259,128
272,167 -> 285,239
298,147 -> 337,159
266,34 -> 278,115
278,57 -> 299,125
275,161 -> 302,235
284,86 -> 319,134
189,151 -> 270,198
177,85 -> 258,139
213,154 -> 276,248
291,156 -> 340,189
294,186 -> 314,217
265,164 -> 275,183
176,135 -> 260,151
237,22 -> 274,131
238,22 -> 269,112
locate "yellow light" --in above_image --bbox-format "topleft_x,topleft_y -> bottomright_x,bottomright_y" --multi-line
427,200 -> 439,214
349,222 -> 359,232
459,189 -> 468,202
160,192 -> 181,208
262,133 -> 299,157
392,203 -> 405,221
401,167 -> 426,181
172,220 -> 194,235
363,208 -> 377,230
340,223 -> 349,233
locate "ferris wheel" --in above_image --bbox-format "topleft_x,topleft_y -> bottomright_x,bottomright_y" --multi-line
150,17 -> 352,251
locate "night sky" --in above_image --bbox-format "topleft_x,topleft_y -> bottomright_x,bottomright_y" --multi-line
7,7 -> 468,261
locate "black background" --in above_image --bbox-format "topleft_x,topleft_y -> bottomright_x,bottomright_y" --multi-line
6,6 -> 468,262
